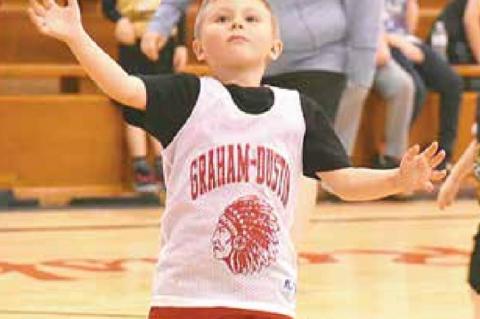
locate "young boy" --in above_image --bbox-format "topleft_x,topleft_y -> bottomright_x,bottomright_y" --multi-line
437,123 -> 480,319
28,0 -> 446,318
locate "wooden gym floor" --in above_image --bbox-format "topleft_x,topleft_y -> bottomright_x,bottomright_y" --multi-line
0,199 -> 478,319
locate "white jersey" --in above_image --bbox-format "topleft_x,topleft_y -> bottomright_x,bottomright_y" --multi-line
151,77 -> 305,317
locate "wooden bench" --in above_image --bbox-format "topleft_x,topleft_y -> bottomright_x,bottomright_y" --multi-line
0,62 -> 210,207
0,63 -> 210,94
0,6 -> 116,64
0,63 -> 92,93
0,94 -> 130,206
0,64 -> 87,78
0,63 -> 210,79
455,65 -> 480,78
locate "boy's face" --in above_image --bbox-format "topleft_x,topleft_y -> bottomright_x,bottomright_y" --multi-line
193,0 -> 282,71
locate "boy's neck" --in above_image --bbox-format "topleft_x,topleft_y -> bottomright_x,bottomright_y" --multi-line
210,65 -> 265,87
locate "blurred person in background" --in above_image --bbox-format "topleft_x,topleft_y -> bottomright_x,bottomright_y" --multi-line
102,0 -> 188,193
140,0 -> 382,125
430,0 -> 480,91
338,31 -> 415,169
384,0 -> 463,170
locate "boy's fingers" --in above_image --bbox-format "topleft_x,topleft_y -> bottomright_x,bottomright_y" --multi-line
437,198 -> 447,210
67,0 -> 78,8
421,141 -> 439,159
423,181 -> 434,193
27,8 -> 42,27
42,0 -> 56,9
27,8 -> 48,34
404,144 -> 420,162
430,150 -> 446,168
30,0 -> 46,16
27,7 -> 38,24
441,197 -> 452,209
431,169 -> 447,182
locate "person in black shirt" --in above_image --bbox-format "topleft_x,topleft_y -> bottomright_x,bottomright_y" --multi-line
431,0 -> 479,65
430,0 -> 480,92
384,0 -> 464,169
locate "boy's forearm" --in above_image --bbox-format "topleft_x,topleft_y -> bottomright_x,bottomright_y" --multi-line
67,29 -> 145,108
319,168 -> 402,201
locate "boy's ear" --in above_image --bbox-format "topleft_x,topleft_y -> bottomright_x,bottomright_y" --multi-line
268,39 -> 283,61
192,39 -> 206,62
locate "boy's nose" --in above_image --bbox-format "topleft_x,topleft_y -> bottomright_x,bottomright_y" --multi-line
231,21 -> 244,30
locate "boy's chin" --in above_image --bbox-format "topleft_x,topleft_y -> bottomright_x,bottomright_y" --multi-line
220,55 -> 265,68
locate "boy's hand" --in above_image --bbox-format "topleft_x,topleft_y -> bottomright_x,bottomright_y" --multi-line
28,0 -> 82,44
115,17 -> 136,45
437,175 -> 462,209
397,142 -> 447,193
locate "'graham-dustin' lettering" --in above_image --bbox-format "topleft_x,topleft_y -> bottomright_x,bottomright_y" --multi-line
190,143 -> 291,206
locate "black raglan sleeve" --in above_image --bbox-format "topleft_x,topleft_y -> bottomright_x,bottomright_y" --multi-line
300,94 -> 351,179
122,73 -> 200,147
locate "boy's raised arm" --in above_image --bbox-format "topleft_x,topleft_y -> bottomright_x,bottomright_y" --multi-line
28,0 -> 147,109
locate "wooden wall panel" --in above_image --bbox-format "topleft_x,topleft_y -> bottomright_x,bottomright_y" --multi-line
0,95 -> 128,187
0,7 -> 116,63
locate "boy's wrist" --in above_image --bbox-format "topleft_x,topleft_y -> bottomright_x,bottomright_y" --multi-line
65,26 -> 88,48
392,168 -> 407,194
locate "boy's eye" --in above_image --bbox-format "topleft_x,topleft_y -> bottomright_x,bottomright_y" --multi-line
215,15 -> 229,23
246,15 -> 260,23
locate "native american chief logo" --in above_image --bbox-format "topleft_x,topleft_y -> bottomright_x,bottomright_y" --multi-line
212,195 -> 280,275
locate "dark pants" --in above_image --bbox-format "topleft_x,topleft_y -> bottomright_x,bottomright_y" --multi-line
118,39 -> 175,75
392,43 -> 463,162
118,39 -> 175,121
263,71 -> 347,123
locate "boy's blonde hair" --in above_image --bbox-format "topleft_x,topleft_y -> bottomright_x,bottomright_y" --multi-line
193,0 -> 280,40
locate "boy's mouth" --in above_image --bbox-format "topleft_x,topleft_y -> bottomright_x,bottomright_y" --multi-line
228,35 -> 248,43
